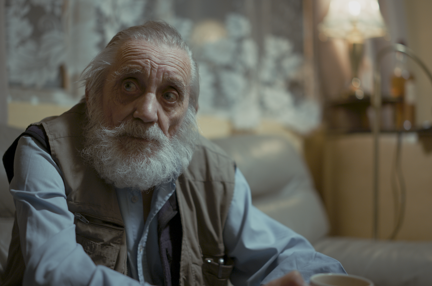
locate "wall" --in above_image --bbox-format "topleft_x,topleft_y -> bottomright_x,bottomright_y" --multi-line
323,132 -> 432,241
403,0 -> 432,127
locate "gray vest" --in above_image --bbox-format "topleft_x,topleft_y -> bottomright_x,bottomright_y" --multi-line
2,103 -> 235,286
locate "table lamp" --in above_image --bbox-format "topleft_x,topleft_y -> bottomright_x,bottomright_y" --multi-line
319,0 -> 386,99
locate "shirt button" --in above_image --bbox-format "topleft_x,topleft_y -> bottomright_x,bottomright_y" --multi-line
139,246 -> 144,253
131,196 -> 138,203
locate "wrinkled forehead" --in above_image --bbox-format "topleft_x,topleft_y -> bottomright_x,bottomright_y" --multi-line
110,39 -> 192,85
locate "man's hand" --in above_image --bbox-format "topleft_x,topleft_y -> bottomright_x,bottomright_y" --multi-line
263,271 -> 308,286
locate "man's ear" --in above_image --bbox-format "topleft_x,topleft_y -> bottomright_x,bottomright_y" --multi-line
190,82 -> 199,113
189,95 -> 198,114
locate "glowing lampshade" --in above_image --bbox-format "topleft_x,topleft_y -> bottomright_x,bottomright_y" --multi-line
319,0 -> 386,43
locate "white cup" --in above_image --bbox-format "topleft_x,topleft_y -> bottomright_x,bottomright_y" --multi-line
310,273 -> 374,286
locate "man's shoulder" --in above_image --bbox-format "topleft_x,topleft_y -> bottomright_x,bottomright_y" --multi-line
185,135 -> 236,183
34,102 -> 87,139
34,102 -> 85,124
194,135 -> 232,160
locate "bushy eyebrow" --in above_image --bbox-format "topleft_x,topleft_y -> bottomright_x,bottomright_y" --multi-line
165,77 -> 190,101
112,65 -> 143,80
165,75 -> 187,89
111,65 -> 190,95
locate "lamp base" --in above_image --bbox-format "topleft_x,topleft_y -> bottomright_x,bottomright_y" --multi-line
342,77 -> 365,100
343,42 -> 365,99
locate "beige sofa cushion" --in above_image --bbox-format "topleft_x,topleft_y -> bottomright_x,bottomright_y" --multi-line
212,134 -> 329,243
0,124 -> 23,217
0,124 -> 23,277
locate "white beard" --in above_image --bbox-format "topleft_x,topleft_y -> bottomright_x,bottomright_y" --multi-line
81,105 -> 199,190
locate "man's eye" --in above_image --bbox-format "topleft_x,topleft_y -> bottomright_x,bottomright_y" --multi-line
123,81 -> 137,92
162,92 -> 177,102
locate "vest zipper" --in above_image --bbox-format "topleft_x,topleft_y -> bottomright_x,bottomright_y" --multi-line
74,213 -> 89,224
74,212 -> 124,230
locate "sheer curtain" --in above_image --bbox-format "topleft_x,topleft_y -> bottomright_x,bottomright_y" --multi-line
4,0 -> 319,133
0,0 -> 7,124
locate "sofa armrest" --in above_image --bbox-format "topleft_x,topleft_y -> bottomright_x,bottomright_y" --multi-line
0,217 -> 14,278
313,237 -> 432,286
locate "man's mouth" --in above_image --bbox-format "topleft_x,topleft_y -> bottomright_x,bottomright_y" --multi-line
123,135 -> 152,142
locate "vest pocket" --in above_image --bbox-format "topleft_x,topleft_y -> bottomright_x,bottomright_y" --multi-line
202,257 -> 234,286
74,213 -> 125,270
76,235 -> 120,270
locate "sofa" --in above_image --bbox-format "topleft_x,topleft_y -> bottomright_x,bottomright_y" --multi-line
1,123 -> 432,285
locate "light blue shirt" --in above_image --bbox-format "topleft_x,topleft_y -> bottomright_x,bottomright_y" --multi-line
10,136 -> 345,286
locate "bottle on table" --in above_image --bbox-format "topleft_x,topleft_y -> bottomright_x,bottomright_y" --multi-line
390,41 -> 416,131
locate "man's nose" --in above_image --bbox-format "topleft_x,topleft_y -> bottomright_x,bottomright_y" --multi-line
133,93 -> 158,123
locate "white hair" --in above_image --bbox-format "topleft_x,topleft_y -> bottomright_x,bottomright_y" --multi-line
80,21 -> 199,112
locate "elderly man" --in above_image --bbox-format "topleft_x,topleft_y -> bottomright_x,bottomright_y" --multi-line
2,21 -> 344,285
